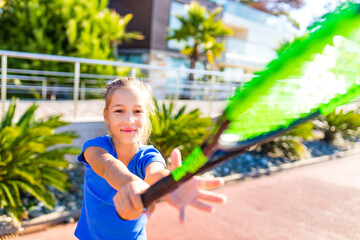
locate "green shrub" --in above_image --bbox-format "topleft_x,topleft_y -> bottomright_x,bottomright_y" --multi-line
256,122 -> 314,160
0,98 -> 80,225
316,109 -> 360,143
149,99 -> 213,165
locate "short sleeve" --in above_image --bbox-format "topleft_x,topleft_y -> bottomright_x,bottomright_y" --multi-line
78,135 -> 115,164
129,146 -> 166,180
142,148 -> 166,172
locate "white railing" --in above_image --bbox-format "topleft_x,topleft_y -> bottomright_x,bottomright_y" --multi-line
0,50 -> 255,118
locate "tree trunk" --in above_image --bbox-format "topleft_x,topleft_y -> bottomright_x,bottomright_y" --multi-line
324,131 -> 335,143
189,57 -> 196,81
188,44 -> 199,99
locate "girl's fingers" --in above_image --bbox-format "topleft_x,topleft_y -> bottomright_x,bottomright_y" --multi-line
179,207 -> 186,224
190,200 -> 215,213
129,194 -> 144,213
194,176 -> 225,190
146,203 -> 156,219
164,174 -> 228,224
113,192 -> 131,219
147,203 -> 155,213
128,182 -> 148,212
170,148 -> 182,171
113,194 -> 122,216
197,190 -> 227,204
113,181 -> 150,220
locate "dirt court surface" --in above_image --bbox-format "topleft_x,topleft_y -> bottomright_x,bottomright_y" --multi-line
12,153 -> 360,240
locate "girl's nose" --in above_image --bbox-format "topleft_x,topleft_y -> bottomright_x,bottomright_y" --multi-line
124,112 -> 135,124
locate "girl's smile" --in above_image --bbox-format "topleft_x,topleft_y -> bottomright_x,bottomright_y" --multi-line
121,128 -> 137,133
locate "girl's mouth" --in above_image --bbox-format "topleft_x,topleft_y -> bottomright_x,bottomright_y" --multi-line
121,129 -> 137,133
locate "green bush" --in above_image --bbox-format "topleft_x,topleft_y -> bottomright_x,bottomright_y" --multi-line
0,0 -> 143,75
316,109 -> 360,143
149,99 -> 213,165
0,98 -> 80,225
256,122 -> 314,160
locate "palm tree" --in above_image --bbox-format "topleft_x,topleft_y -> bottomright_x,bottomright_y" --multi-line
238,0 -> 304,29
316,110 -> 360,143
111,13 -> 144,59
167,2 -> 233,80
0,98 -> 79,225
257,122 -> 314,160
149,99 -> 213,166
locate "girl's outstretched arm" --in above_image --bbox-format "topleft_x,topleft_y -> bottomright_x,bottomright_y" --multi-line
144,149 -> 227,224
84,146 -> 149,219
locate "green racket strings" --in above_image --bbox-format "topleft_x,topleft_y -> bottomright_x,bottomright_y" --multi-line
224,3 -> 360,143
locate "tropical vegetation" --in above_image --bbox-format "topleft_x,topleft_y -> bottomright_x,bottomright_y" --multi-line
257,108 -> 360,161
167,1 -> 233,72
256,122 -> 314,160
149,99 -> 213,165
149,99 -> 360,164
0,0 -> 143,75
0,98 -> 79,225
315,109 -> 360,143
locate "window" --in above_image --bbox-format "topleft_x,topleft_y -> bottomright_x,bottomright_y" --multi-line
117,54 -> 143,64
167,1 -> 187,50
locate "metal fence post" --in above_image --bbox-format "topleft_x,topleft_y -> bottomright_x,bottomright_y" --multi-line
175,72 -> 180,100
81,81 -> 86,100
73,62 -> 80,118
42,79 -> 47,100
209,75 -> 216,117
1,55 -> 7,116
131,68 -> 136,78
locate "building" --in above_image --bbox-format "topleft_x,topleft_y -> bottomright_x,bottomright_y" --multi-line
108,0 -> 295,98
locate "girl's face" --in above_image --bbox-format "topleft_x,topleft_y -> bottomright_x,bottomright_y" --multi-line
104,86 -> 147,146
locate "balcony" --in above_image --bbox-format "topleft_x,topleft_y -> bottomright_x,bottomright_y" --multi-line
219,37 -> 277,68
223,1 -> 292,32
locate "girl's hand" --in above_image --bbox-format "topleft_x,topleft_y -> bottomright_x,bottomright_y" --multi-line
164,149 -> 227,224
113,180 -> 152,220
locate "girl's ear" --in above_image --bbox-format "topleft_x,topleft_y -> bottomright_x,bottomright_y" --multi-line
103,108 -> 108,124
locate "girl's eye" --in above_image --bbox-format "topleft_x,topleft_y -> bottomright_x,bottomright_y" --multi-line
134,110 -> 143,114
115,109 -> 124,113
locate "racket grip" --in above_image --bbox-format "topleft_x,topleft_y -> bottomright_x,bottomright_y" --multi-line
141,174 -> 178,208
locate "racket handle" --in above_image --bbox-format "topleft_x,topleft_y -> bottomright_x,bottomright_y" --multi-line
141,174 -> 178,208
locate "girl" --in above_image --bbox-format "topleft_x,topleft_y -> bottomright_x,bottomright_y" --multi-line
75,77 -> 226,240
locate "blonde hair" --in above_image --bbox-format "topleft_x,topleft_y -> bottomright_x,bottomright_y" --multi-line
104,77 -> 154,144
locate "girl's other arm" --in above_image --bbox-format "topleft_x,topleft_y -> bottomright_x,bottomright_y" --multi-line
144,162 -> 170,185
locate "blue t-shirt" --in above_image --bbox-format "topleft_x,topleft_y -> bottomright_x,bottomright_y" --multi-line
74,135 -> 166,240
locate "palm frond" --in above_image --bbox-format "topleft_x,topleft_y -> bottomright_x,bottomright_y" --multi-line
257,123 -> 314,160
150,99 -> 213,162
0,183 -> 16,207
16,103 -> 38,129
1,97 -> 16,128
0,100 -> 80,223
317,110 -> 360,143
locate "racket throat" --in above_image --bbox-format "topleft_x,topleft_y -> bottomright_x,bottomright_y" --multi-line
202,120 -> 230,158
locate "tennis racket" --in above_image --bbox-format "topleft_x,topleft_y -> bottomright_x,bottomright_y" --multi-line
141,2 -> 360,208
